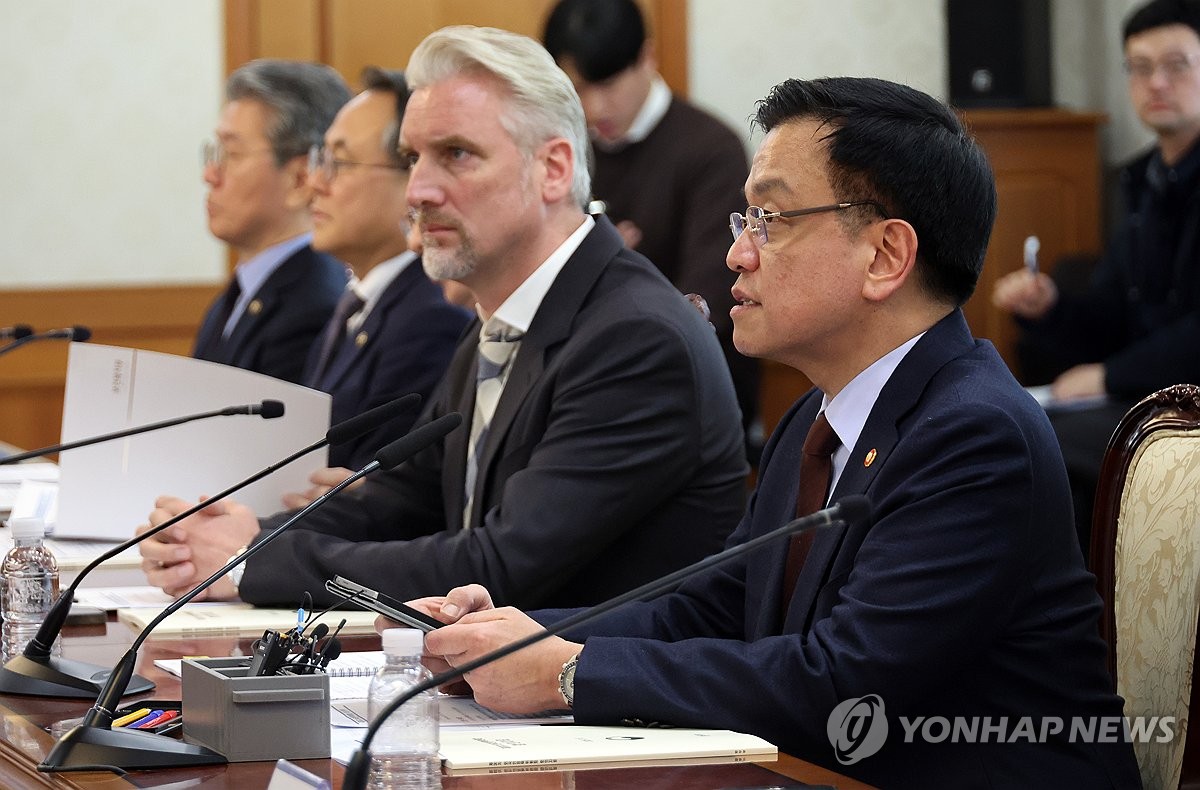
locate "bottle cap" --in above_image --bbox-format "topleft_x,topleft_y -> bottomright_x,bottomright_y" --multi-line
381,627 -> 424,656
8,517 -> 45,541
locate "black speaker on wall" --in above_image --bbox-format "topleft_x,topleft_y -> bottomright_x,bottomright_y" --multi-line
947,0 -> 1052,108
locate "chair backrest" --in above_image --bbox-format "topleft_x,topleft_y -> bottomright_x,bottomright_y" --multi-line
1091,384 -> 1200,790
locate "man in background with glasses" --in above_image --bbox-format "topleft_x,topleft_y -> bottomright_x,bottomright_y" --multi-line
294,67 -> 469,476
193,59 -> 351,384
413,76 -> 1139,787
993,0 -> 1200,557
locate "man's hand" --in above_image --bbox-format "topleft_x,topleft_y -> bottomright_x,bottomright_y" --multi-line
1051,363 -> 1107,401
425,606 -> 580,713
137,495 -> 260,600
281,467 -> 359,510
992,269 -> 1058,320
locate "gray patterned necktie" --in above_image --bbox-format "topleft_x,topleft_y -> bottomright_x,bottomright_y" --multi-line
463,318 -> 524,528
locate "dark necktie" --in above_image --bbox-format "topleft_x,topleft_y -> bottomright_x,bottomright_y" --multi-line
781,412 -> 840,610
306,289 -> 365,388
195,279 -> 241,358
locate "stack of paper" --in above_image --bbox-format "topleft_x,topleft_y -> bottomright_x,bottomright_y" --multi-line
117,604 -> 380,638
438,725 -> 777,774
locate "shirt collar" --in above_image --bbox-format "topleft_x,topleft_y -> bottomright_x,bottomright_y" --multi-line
234,233 -> 313,297
344,250 -> 418,330
482,215 -> 595,335
820,331 -> 925,493
594,76 -> 671,151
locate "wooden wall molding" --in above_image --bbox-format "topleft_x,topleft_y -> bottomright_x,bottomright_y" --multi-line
0,284 -> 219,451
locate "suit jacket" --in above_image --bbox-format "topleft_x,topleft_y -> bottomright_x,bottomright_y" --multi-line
546,311 -> 1140,789
193,245 -> 348,384
302,261 -> 471,469
239,217 -> 748,610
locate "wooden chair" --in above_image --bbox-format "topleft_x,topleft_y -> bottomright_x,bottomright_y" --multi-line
1091,384 -> 1200,790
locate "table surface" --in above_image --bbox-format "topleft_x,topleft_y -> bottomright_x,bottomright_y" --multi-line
0,618 -> 875,790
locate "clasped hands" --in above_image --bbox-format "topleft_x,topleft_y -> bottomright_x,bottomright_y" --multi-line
382,584 -> 581,715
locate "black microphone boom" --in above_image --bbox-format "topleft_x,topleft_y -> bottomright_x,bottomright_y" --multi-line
39,411 -> 461,773
0,325 -> 91,357
0,400 -> 286,465
341,495 -> 872,790
0,393 -> 421,699
0,324 -> 33,340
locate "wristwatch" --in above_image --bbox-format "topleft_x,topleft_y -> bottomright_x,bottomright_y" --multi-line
558,653 -> 579,709
226,545 -> 249,593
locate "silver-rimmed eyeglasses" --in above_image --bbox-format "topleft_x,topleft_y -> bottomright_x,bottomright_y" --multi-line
201,139 -> 275,173
729,201 -> 888,246
308,144 -> 407,184
1123,53 -> 1200,82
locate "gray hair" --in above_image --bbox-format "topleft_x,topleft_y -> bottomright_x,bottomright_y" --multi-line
226,59 -> 351,165
406,26 -> 591,209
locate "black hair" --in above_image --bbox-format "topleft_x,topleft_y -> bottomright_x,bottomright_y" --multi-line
359,66 -> 410,166
542,0 -> 645,82
1124,0 -> 1200,43
754,77 -> 996,307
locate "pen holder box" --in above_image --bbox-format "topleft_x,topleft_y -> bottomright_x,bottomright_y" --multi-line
181,657 -> 331,761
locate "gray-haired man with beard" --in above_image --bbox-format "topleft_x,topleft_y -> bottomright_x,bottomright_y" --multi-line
138,26 -> 747,610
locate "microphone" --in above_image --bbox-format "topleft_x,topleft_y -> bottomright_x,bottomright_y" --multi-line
0,400 -> 286,465
39,411 -> 462,773
342,495 -> 872,790
0,324 -> 33,340
0,393 -> 421,699
0,325 -> 91,357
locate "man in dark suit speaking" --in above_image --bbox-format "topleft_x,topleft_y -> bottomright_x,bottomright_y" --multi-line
192,60 -> 351,383
412,78 -> 1142,788
137,27 -> 747,611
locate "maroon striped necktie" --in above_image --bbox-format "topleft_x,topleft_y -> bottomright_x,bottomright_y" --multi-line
781,412 -> 840,612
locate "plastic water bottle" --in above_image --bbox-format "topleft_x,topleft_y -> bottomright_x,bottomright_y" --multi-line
367,628 -> 440,789
1,517 -> 61,661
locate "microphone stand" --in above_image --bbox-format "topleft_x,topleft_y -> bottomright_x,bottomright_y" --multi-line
0,326 -> 90,357
0,401 -> 285,465
0,393 -> 419,698
342,496 -> 871,790
38,412 -> 461,773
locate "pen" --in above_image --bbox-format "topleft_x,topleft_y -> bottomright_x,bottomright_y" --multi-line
112,707 -> 152,727
135,709 -> 180,729
126,710 -> 164,729
1023,235 -> 1040,275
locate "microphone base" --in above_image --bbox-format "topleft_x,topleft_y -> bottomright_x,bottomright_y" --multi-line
0,654 -> 155,698
39,722 -> 226,772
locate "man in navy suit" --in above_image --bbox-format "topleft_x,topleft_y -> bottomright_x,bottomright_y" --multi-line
297,67 -> 469,477
193,60 -> 351,383
413,77 -> 1143,787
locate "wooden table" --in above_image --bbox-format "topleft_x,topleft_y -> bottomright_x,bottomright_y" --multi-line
0,619 -> 874,789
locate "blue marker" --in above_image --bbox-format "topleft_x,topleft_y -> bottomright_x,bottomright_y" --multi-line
127,710 -> 164,729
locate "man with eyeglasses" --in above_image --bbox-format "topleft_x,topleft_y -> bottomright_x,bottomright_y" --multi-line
408,76 -> 1140,788
993,0 -> 1200,556
295,67 -> 469,475
193,59 -> 351,384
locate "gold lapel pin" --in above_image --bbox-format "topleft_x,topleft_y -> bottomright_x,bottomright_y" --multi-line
355,331 -> 368,347
247,299 -> 263,316
864,448 -> 877,468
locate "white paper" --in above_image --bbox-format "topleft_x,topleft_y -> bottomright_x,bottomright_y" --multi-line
55,343 -> 331,540
74,586 -> 177,610
330,696 -> 573,729
267,759 -> 331,790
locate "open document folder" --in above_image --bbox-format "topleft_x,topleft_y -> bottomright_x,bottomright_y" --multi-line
54,343 -> 331,541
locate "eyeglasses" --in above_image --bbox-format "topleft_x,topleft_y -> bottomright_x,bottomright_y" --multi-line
729,201 -> 888,246
201,139 -> 275,172
1123,53 -> 1199,82
307,145 -> 407,184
